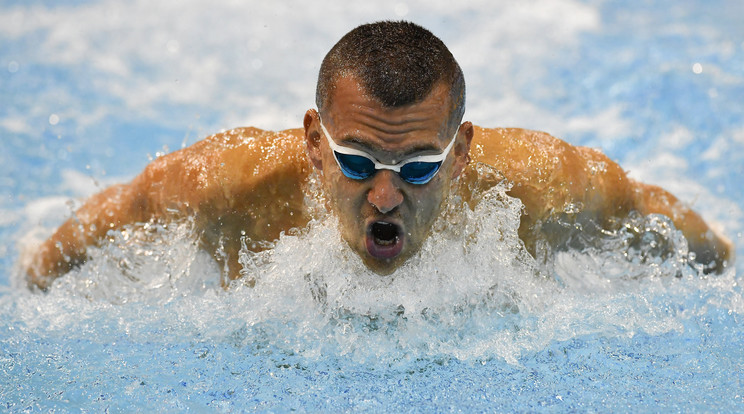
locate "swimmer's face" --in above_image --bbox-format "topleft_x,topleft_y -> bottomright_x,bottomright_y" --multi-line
304,76 -> 472,273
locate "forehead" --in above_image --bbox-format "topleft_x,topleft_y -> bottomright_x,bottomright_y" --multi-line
323,76 -> 454,153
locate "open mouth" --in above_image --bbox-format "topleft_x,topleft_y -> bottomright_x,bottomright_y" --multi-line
365,221 -> 405,259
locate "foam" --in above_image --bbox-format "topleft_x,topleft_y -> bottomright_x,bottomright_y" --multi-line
10,166 -> 737,366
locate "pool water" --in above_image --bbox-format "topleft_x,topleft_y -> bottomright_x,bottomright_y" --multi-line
2,0 -> 743,411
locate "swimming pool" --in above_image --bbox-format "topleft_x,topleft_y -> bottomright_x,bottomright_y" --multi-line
1,0 -> 743,411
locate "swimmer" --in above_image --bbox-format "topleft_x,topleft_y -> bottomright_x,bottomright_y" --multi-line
26,21 -> 733,290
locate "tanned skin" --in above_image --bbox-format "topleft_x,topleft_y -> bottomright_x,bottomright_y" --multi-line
26,121 -> 732,290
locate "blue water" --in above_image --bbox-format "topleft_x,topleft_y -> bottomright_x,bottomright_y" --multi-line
2,0 -> 744,412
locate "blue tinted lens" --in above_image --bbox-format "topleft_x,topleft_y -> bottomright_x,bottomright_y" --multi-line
335,152 -> 376,179
399,161 -> 441,184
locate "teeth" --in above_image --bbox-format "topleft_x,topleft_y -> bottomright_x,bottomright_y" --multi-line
375,236 -> 397,246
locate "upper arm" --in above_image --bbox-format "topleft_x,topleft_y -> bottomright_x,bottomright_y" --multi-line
26,127 -> 312,288
469,126 -> 731,271
25,182 -> 146,289
470,127 -> 634,224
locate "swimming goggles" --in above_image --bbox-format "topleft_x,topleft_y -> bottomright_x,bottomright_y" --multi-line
319,119 -> 458,185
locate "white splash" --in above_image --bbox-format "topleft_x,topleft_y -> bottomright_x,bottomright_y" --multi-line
10,165 -> 739,366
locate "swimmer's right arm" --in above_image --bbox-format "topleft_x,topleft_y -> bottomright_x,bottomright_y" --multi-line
26,127 -> 311,290
26,183 -> 150,290
24,143 -> 192,290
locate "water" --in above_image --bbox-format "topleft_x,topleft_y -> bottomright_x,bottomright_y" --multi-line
2,0 -> 743,411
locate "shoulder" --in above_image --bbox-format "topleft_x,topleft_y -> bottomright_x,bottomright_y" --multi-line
163,126 -> 308,180
193,126 -> 306,166
467,125 -> 634,222
469,126 -> 582,184
134,126 -> 311,213
194,127 -> 311,204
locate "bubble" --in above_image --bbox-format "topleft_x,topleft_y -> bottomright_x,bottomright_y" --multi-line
49,114 -> 60,125
251,58 -> 263,70
7,61 -> 19,73
394,3 -> 409,17
692,62 -> 703,74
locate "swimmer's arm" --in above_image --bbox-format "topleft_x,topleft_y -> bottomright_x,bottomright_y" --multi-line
26,127 -> 311,289
470,127 -> 732,272
24,135 -> 218,289
630,181 -> 733,273
26,144 -> 222,289
25,183 -> 150,290
574,147 -> 732,271
569,146 -> 732,271
546,142 -> 732,272
26,139 -> 215,290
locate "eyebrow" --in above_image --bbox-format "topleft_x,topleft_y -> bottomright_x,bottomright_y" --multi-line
340,135 -> 444,158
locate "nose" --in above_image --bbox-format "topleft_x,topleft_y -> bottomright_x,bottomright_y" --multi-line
367,170 -> 403,214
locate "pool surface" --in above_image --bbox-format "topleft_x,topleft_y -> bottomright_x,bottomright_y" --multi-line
1,0 -> 743,411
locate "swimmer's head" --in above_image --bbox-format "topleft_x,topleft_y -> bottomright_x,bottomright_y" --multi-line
316,20 -> 466,132
304,21 -> 473,274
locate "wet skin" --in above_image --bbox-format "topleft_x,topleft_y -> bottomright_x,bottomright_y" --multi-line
25,76 -> 733,289
303,76 -> 472,274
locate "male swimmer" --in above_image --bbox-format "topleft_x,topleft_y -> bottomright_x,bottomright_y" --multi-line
26,21 -> 732,290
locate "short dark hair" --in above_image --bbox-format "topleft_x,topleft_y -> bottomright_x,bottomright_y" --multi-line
316,21 -> 466,129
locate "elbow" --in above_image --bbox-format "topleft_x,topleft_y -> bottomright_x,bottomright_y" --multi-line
690,230 -> 734,274
24,238 -> 86,291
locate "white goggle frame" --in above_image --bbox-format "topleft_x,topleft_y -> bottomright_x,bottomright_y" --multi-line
318,119 -> 458,173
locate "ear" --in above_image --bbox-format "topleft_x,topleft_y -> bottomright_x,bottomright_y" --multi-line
303,109 -> 324,171
451,121 -> 473,179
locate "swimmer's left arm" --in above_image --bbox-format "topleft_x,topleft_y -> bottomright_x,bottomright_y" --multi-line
629,181 -> 733,273
571,145 -> 733,272
470,126 -> 733,273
